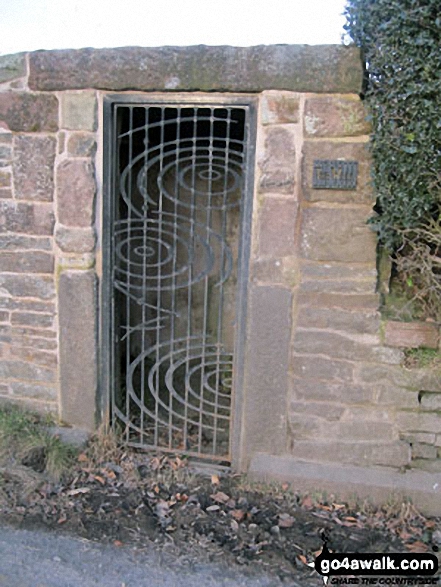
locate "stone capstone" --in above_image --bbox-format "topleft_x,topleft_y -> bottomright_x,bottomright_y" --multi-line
28,45 -> 363,93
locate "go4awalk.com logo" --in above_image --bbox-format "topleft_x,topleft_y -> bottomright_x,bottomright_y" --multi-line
308,540 -> 439,586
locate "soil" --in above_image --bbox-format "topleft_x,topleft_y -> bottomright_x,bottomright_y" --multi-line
1,445 -> 440,584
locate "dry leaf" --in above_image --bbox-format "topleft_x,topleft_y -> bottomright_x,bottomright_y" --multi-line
66,487 -> 91,496
211,474 -> 220,485
332,503 -> 346,510
57,517 -> 67,524
113,540 -> 123,547
206,505 -> 220,512
281,483 -> 289,491
77,453 -> 88,462
302,496 -> 313,508
406,541 -> 429,553
210,491 -> 230,504
231,509 -> 245,521
94,475 -> 106,485
298,554 -> 308,565
278,513 -> 295,528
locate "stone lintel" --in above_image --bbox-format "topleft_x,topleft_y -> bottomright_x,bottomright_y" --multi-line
249,454 -> 441,516
28,45 -> 362,93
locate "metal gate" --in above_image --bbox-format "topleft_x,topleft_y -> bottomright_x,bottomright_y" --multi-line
103,98 -> 255,461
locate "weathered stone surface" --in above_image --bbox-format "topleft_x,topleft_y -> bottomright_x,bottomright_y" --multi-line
56,160 -> 96,227
419,392 -> 441,411
11,326 -> 56,338
10,346 -> 57,368
290,401 -> 345,421
59,270 -> 97,430
0,93 -> 58,132
299,278 -> 375,294
67,133 -> 97,157
301,261 -> 377,281
0,201 -> 54,235
411,443 -> 437,460
401,432 -> 436,445
411,459 -> 441,473
397,411 -> 441,434
258,127 -> 296,194
0,252 -> 54,273
60,92 -> 97,131
302,141 -> 373,204
0,53 -> 27,83
28,45 -> 363,93
260,91 -> 299,125
297,307 -> 380,334
0,296 -> 54,312
290,439 -> 410,468
300,207 -> 376,263
240,285 -> 292,465
0,235 -> 52,251
297,292 -> 380,310
11,312 -> 54,328
13,135 -> 56,201
304,96 -> 371,137
251,256 -> 298,286
55,224 -> 96,253
0,189 -> 12,199
290,376 -> 374,404
293,329 -> 378,362
292,355 -> 354,381
0,395 -> 57,415
258,198 -> 297,256
0,144 -> 12,163
0,274 -> 55,299
0,359 -> 55,383
0,170 -> 11,188
9,335 -> 57,351
384,320 -> 439,350
8,381 -> 57,401
375,386 -> 419,409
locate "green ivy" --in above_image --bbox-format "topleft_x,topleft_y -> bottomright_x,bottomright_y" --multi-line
344,0 -> 441,250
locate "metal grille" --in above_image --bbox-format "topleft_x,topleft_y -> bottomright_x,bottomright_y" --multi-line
106,103 -> 253,461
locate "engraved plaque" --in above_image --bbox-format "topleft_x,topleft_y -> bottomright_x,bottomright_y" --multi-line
313,159 -> 358,190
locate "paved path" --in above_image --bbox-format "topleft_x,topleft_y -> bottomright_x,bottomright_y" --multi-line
0,525 -> 297,587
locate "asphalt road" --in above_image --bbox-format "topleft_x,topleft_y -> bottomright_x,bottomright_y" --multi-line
0,525 -> 298,587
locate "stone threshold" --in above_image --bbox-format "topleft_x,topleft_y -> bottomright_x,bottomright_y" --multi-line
249,453 -> 441,516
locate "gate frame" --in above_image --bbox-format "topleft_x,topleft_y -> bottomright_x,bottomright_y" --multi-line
100,93 -> 258,467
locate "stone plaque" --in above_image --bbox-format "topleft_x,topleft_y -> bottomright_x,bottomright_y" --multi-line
313,159 -> 358,190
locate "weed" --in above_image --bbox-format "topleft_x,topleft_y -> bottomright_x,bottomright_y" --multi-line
404,348 -> 441,370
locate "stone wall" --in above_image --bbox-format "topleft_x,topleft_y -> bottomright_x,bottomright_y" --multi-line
0,47 -> 440,492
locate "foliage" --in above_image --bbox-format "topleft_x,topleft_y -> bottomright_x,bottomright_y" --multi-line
0,403 -> 77,481
344,0 -> 441,319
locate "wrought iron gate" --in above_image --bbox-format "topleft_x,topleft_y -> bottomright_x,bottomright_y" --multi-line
103,99 -> 255,461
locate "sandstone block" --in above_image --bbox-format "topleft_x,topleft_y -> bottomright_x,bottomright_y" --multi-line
290,376 -> 374,404
59,270 -> 97,430
297,292 -> 380,310
0,189 -> 12,199
258,127 -> 296,194
0,274 -> 55,299
55,224 -> 96,253
13,135 -> 56,201
56,160 -> 96,227
0,170 -> 11,188
419,392 -> 441,411
401,432 -> 436,445
290,439 -> 410,468
0,251 -> 54,273
0,359 -> 55,383
292,355 -> 354,381
297,306 -> 380,335
375,386 -> 419,409
300,207 -> 376,263
258,198 -> 298,256
384,320 -> 439,350
67,133 -> 97,157
0,53 -> 27,83
0,235 -> 52,251
411,459 -> 441,473
299,278 -> 376,294
396,411 -> 441,434
8,381 -> 57,401
11,311 -> 54,328
300,262 -> 377,282
302,141 -> 373,204
288,414 -> 323,438
60,92 -> 97,131
10,347 -> 57,369
260,91 -> 300,125
304,96 -> 371,138
29,45 -> 363,93
0,93 -> 58,132
290,401 -> 345,421
0,201 -> 54,235
411,443 -> 437,460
